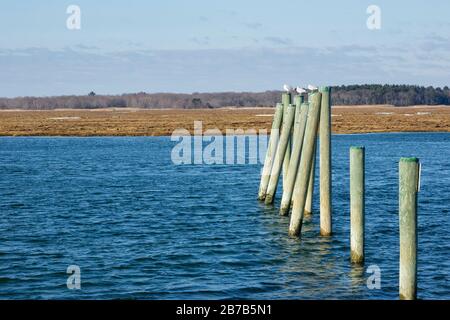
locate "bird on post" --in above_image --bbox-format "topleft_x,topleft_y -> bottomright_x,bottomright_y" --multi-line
283,84 -> 293,92
295,87 -> 307,95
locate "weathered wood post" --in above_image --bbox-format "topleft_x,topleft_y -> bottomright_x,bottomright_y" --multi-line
289,92 -> 322,236
305,142 -> 316,215
265,104 -> 296,204
319,86 -> 332,236
282,93 -> 292,191
279,102 -> 309,215
399,157 -> 420,300
304,89 -> 321,216
350,146 -> 365,264
258,103 -> 284,200
292,95 -> 303,147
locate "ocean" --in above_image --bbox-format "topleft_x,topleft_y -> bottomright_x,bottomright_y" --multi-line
0,133 -> 448,299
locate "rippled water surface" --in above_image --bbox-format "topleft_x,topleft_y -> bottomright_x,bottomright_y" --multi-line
0,133 -> 449,299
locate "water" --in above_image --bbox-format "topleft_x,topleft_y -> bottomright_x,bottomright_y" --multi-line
0,133 -> 449,300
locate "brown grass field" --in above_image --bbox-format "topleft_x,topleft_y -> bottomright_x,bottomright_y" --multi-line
0,105 -> 449,136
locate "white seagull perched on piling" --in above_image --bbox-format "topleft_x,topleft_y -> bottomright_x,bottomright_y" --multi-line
283,84 -> 293,92
307,84 -> 318,91
295,86 -> 307,94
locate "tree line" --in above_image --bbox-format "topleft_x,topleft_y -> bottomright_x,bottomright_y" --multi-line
0,84 -> 449,110
332,84 -> 450,106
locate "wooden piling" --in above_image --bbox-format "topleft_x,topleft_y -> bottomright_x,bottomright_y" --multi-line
289,92 -> 322,236
350,146 -> 365,264
258,103 -> 284,200
282,93 -> 292,191
265,104 -> 296,204
305,141 -> 316,215
279,102 -> 309,215
319,86 -> 332,236
292,95 -> 304,147
399,157 -> 419,300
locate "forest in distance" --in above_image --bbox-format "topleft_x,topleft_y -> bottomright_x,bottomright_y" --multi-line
1,84 -> 450,110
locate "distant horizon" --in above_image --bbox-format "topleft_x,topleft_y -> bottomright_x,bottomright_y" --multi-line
1,83 -> 449,100
2,84 -> 449,109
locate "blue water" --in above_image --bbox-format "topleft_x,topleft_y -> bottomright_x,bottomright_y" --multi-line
0,133 -> 449,299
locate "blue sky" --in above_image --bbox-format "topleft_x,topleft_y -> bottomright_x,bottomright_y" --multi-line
0,0 -> 449,97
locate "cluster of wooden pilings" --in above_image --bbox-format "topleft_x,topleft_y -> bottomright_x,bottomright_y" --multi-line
257,88 -> 420,300
258,87 -> 332,236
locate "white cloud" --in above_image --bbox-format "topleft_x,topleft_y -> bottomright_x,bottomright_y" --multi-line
0,40 -> 449,97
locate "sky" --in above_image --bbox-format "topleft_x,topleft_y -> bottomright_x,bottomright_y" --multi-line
0,0 -> 449,97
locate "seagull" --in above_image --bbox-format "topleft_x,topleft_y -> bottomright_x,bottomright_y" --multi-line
283,84 -> 293,92
307,84 -> 318,91
295,87 -> 307,94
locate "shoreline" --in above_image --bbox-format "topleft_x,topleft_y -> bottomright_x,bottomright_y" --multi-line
1,131 -> 449,139
0,105 -> 449,136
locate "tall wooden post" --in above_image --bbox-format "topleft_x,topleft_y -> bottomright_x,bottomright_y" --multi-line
319,86 -> 332,236
279,102 -> 309,215
265,104 -> 295,204
289,92 -> 322,237
258,103 -> 283,200
399,157 -> 420,300
350,146 -> 365,264
282,93 -> 292,192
